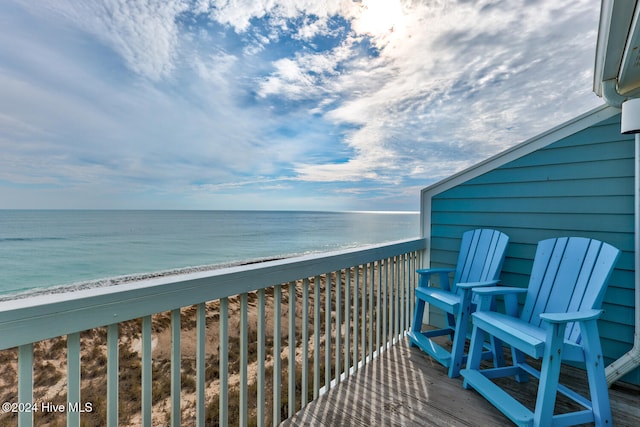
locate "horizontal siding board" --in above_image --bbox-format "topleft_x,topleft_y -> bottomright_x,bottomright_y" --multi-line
605,286 -> 636,303
602,332 -> 638,356
433,196 -> 633,215
507,134 -> 633,166
430,226 -> 633,258
602,304 -> 636,325
425,111 -> 639,384
505,142 -> 632,171
600,325 -> 636,350
537,123 -> 631,148
466,159 -> 633,184
439,177 -> 633,198
431,212 -> 631,233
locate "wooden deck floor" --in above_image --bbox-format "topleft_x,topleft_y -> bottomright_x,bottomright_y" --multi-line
283,338 -> 640,426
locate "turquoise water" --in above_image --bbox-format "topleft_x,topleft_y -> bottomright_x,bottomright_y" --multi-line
0,210 -> 419,295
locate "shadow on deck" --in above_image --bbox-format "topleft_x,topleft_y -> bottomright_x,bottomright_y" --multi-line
283,338 -> 640,426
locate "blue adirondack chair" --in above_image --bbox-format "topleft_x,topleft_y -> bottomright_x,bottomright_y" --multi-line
461,237 -> 620,427
408,228 -> 509,378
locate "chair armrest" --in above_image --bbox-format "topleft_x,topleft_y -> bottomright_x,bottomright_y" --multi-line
456,280 -> 499,289
471,286 -> 527,296
539,309 -> 603,324
472,286 -> 527,314
416,268 -> 455,291
416,268 -> 455,276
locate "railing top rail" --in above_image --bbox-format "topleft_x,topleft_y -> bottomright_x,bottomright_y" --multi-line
0,238 -> 425,350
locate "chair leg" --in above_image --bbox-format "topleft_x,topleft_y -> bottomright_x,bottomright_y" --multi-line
448,302 -> 468,378
410,296 -> 426,347
462,323 -> 485,390
446,312 -> 456,340
490,336 -> 505,368
533,323 -> 564,426
511,347 -> 529,383
580,320 -> 613,426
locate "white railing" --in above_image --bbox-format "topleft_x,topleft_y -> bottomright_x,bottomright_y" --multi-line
0,238 -> 425,426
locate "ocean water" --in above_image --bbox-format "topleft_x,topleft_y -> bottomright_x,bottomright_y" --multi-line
0,210 -> 419,296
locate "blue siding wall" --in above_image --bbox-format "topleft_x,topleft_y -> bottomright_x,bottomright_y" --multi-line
427,113 -> 638,384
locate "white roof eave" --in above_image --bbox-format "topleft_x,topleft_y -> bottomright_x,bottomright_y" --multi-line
594,0 -> 639,105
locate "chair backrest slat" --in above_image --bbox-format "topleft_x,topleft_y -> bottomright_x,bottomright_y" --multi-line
520,237 -> 620,343
452,229 -> 509,293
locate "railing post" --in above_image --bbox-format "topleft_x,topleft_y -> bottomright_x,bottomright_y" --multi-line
301,279 -> 309,408
273,285 -> 282,426
171,309 -> 181,426
335,270 -> 343,384
141,315 -> 152,427
257,289 -> 266,426
219,298 -> 229,427
196,303 -> 206,427
313,276 -> 320,398
67,332 -> 81,427
18,343 -> 33,427
325,273 -> 332,391
288,281 -> 296,419
107,323 -> 119,427
240,294 -> 248,427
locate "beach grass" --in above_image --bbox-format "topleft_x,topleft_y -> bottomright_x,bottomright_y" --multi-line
0,263 -> 399,426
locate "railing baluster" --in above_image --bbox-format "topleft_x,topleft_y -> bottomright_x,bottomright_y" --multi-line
301,279 -> 309,408
240,293 -> 248,427
335,270 -> 342,384
399,254 -> 405,334
353,267 -> 359,372
67,332 -> 81,427
376,261 -> 382,356
313,276 -> 320,399
141,315 -> 152,427
325,273 -> 332,391
405,254 -> 411,333
288,281 -> 296,418
18,343 -> 33,427
257,289 -> 266,427
107,323 -> 119,427
171,309 -> 181,426
405,254 -> 410,331
196,303 -> 206,427
393,257 -> 402,344
368,263 -> 374,361
219,298 -> 229,427
382,259 -> 390,350
361,263 -> 367,366
394,256 -> 400,342
407,253 -> 413,331
390,257 -> 394,342
344,268 -> 351,376
273,285 -> 282,426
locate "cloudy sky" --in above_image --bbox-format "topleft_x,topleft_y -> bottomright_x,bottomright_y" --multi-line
0,0 -> 603,211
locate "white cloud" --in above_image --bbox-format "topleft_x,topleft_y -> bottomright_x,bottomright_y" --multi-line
254,0 -> 601,185
0,0 -> 604,210
15,0 -> 190,81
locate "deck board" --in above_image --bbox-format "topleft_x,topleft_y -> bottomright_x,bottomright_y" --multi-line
283,338 -> 640,426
